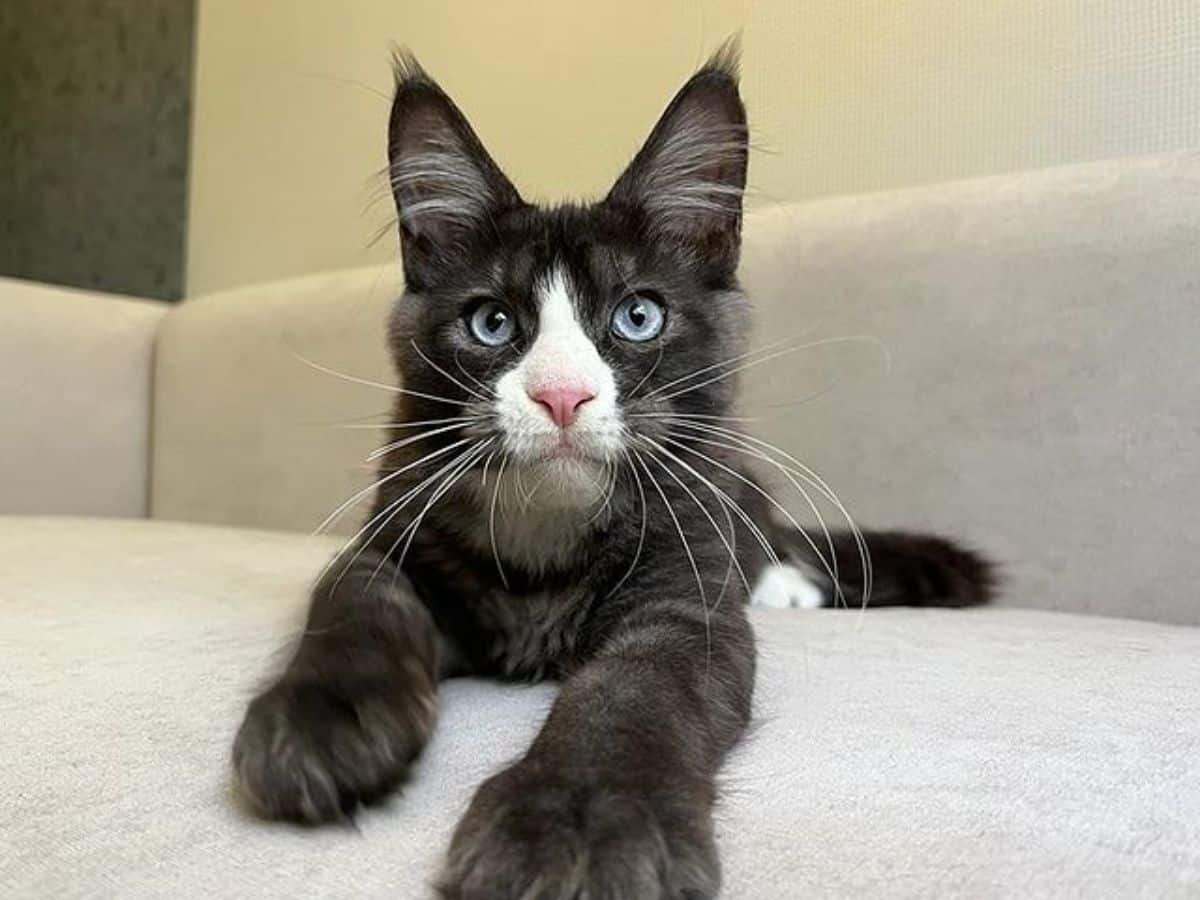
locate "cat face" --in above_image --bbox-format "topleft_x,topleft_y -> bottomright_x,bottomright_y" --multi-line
384,50 -> 748,507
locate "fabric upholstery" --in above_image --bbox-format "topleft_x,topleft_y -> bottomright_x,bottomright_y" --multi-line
151,266 -> 398,534
739,152 -> 1200,625
148,152 -> 1200,625
0,278 -> 164,518
2,516 -> 1197,897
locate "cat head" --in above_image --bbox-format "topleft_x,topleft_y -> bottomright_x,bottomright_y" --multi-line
385,46 -> 749,507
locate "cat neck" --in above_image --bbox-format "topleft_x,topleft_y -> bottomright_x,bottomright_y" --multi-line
461,459 -> 614,576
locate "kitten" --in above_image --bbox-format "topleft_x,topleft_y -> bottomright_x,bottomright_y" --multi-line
232,45 -> 994,899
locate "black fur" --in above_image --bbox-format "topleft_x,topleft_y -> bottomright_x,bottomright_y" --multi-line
770,526 -> 997,609
232,43 -> 996,898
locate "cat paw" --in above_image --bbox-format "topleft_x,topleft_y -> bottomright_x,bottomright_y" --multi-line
437,764 -> 719,899
750,562 -> 827,609
231,673 -> 435,823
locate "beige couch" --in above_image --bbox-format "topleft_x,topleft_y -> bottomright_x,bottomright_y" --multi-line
3,154 -> 1198,897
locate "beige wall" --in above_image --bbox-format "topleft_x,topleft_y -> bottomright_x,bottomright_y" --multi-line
186,0 -> 746,295
187,1 -> 1200,296
746,1 -> 1200,203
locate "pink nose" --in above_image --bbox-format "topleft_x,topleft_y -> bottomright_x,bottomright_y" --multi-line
530,385 -> 595,428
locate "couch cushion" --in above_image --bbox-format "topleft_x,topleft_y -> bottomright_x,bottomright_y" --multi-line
3,516 -> 1197,897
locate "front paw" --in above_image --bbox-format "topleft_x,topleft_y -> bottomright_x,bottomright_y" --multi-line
231,673 -> 435,823
438,764 -> 719,900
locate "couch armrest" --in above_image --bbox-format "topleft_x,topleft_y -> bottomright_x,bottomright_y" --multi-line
0,278 -> 165,517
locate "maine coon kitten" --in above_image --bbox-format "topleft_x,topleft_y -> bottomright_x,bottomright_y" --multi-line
232,46 -> 994,899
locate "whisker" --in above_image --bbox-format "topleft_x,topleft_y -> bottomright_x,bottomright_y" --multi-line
658,433 -> 841,603
627,341 -> 666,401
454,348 -> 495,397
642,333 -> 804,400
627,411 -> 758,424
367,441 -> 491,591
335,415 -> 482,431
513,464 -> 533,508
654,335 -> 887,403
663,425 -> 845,605
366,420 -> 475,463
297,70 -> 392,104
639,439 -> 750,602
585,460 -> 620,526
489,453 -> 511,589
314,436 -> 475,535
605,450 -> 648,599
319,440 -> 484,592
632,450 -> 711,674
479,449 -> 496,490
405,440 -> 493,559
410,339 -> 492,402
642,435 -> 782,571
287,347 -> 472,407
744,383 -> 838,412
379,439 -> 495,587
300,409 -> 394,427
519,464 -> 556,512
666,421 -> 870,609
669,420 -> 868,593
355,442 -> 490,594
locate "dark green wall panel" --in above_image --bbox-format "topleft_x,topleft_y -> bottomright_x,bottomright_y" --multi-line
0,0 -> 195,300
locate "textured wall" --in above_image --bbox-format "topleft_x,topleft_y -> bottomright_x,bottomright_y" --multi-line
0,0 -> 195,300
186,0 -> 745,296
187,1 -> 1200,297
746,1 -> 1200,202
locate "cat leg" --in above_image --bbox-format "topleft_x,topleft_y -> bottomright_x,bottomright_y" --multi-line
438,585 -> 754,900
232,550 -> 439,823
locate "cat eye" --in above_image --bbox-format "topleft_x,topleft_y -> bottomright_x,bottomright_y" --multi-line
611,293 -> 666,342
467,300 -> 517,347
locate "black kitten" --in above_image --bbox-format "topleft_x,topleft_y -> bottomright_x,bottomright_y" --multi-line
233,45 -> 994,899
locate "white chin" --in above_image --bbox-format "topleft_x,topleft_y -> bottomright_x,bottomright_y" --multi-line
513,455 -> 610,510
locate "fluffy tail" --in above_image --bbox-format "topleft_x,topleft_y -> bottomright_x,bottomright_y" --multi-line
767,525 -> 998,609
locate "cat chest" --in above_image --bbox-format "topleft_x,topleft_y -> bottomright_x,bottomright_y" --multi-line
469,586 -> 593,680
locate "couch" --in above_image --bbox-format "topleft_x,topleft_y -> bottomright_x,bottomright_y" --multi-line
3,153 -> 1198,897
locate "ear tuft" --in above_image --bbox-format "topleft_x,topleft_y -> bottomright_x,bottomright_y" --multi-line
386,49 -> 521,277
702,33 -> 742,83
390,46 -> 432,89
606,39 -> 749,270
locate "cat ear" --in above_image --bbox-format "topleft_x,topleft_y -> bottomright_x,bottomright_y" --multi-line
605,42 -> 748,270
387,52 -> 522,281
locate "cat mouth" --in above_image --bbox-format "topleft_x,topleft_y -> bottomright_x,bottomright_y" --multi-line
517,433 -> 609,467
497,417 -> 625,469
540,437 -> 594,462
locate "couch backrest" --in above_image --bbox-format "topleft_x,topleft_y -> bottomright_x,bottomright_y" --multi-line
150,153 -> 1200,625
151,266 -> 398,535
738,153 -> 1200,626
1,278 -> 164,518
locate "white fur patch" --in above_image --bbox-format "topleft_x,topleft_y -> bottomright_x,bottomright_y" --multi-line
493,267 -> 623,501
751,564 -> 826,610
478,469 -> 615,573
470,267 -> 625,570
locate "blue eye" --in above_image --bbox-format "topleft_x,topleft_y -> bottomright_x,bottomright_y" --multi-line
611,293 -> 665,342
468,301 -> 517,346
